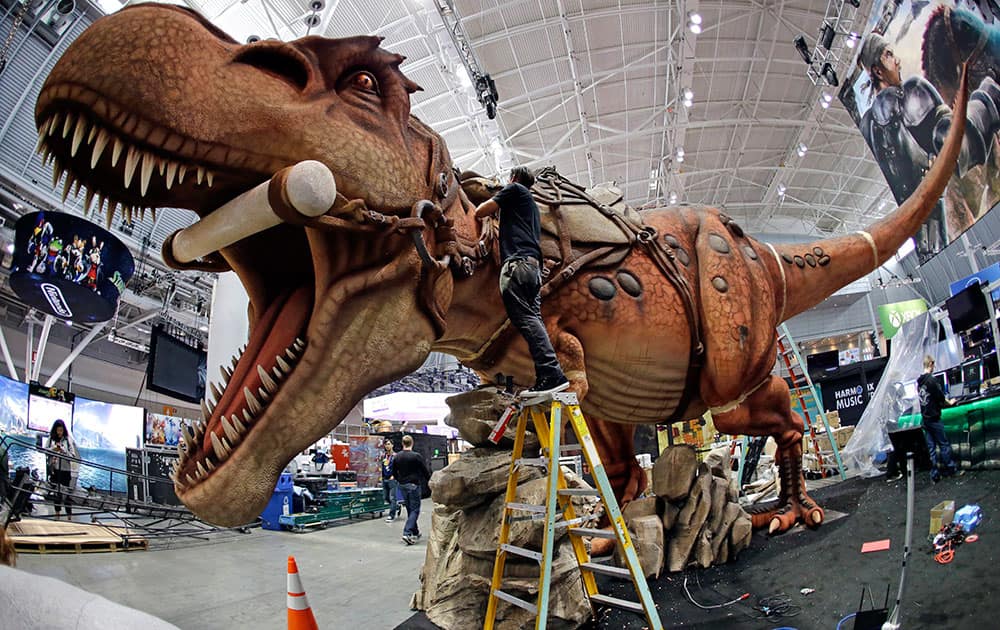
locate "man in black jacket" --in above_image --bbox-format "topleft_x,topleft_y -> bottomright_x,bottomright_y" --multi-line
394,435 -> 431,545
475,166 -> 569,396
917,356 -> 963,482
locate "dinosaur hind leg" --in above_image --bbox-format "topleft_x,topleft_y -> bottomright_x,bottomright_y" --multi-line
712,375 -> 824,534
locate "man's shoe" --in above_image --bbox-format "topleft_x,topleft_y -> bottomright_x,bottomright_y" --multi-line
402,534 -> 415,545
526,375 -> 570,397
886,473 -> 903,483
385,516 -> 395,522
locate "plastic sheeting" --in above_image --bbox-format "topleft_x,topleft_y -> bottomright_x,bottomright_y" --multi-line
839,312 -> 963,477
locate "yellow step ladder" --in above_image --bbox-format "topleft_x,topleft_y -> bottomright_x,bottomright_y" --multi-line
483,391 -> 663,630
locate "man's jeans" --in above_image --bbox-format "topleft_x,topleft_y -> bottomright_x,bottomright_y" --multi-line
499,257 -> 563,382
400,482 -> 422,537
924,421 -> 958,479
382,479 -> 399,518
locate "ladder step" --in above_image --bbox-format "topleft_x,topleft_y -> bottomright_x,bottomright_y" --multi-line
557,488 -> 600,496
581,562 -> 632,578
589,593 -> 645,613
559,444 -> 582,453
569,527 -> 616,539
492,589 -> 538,615
500,543 -> 542,562
516,457 -> 549,468
554,516 -> 591,529
506,502 -> 547,513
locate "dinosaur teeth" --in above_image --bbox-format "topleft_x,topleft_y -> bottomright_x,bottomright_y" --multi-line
165,161 -> 177,189
186,473 -> 196,485
196,167 -> 204,184
257,364 -> 278,393
205,459 -> 216,472
244,387 -> 261,415
123,145 -> 139,188
258,387 -> 270,403
139,150 -> 155,196
221,416 -> 239,442
210,432 -> 227,460
220,364 -> 232,384
70,118 -> 87,157
238,412 -> 250,431
275,355 -> 292,373
62,112 -> 75,138
210,381 -> 224,404
111,137 -> 124,167
200,399 -> 211,421
48,113 -> 61,137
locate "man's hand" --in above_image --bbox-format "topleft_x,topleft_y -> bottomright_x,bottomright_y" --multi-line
947,398 -> 957,406
474,198 -> 499,220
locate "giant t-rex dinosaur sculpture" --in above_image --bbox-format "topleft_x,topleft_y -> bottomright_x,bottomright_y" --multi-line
34,4 -> 970,534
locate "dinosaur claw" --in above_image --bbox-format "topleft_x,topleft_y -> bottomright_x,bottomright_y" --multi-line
768,518 -> 782,535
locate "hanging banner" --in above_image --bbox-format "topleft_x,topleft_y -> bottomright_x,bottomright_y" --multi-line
839,2 -> 1000,263
949,261 -> 1000,300
878,298 -> 929,339
10,211 -> 134,322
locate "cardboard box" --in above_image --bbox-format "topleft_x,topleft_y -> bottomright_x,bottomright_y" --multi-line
930,500 -> 955,535
824,411 -> 841,429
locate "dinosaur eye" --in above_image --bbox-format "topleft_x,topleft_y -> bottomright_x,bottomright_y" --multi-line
349,71 -> 379,94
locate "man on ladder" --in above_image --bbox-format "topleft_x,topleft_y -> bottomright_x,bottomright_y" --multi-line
475,166 -> 569,396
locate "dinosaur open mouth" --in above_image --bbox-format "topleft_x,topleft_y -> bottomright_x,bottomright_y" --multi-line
35,88 -> 317,503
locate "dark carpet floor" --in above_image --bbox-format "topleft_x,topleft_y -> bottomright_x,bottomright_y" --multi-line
399,469 -> 998,630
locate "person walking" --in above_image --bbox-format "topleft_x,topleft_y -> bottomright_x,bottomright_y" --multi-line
917,356 -> 964,482
380,438 -> 399,522
45,419 -> 79,520
475,166 -> 569,396
394,435 -> 430,545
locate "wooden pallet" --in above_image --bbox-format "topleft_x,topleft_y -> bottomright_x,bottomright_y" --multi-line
7,518 -> 148,554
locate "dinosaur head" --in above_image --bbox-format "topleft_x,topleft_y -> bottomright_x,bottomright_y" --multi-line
35,4 -> 451,525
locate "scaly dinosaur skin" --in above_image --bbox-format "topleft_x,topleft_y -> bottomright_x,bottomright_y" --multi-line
34,4 -> 970,532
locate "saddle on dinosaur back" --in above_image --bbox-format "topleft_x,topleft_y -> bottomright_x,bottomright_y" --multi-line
34,3 -> 971,535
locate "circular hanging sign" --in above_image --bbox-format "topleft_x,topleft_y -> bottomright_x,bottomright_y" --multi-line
10,211 -> 135,323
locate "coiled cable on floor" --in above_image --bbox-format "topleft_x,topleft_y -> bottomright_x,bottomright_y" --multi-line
744,593 -> 802,620
681,575 -> 750,609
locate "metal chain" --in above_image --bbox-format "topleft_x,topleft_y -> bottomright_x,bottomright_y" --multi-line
0,0 -> 32,74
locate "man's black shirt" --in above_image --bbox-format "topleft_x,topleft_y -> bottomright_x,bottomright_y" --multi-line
493,182 -> 542,263
393,450 -> 430,486
918,372 -> 951,423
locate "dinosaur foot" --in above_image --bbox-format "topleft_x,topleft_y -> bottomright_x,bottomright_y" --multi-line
766,497 -> 825,534
589,534 -> 616,557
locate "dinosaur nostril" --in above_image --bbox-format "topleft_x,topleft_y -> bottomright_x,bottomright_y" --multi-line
233,44 -> 311,91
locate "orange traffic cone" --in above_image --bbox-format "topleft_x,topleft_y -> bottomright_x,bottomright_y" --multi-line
287,555 -> 319,630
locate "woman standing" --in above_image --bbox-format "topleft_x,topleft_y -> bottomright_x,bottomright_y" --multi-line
46,419 -> 79,520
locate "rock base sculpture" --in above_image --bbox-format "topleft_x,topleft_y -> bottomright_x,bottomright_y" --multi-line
412,390 -> 753,629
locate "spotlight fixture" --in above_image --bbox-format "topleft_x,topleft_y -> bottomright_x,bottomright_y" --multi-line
820,91 -> 833,109
794,35 -> 812,64
675,147 -> 685,163
797,143 -> 808,157
475,73 -> 499,119
845,0 -> 860,7
669,191 -> 678,204
777,183 -> 787,196
821,62 -> 839,87
682,88 -> 694,107
845,32 -> 859,49
4,243 -> 13,254
819,23 -> 835,51
688,11 -> 702,34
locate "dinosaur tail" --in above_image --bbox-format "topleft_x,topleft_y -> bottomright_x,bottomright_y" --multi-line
765,66 -> 970,324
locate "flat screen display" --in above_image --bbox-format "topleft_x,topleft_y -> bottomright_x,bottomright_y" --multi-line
962,360 -> 982,387
147,325 -> 207,404
946,284 -> 990,333
72,397 -> 145,493
144,412 -> 195,449
27,384 -> 73,433
806,350 -> 839,377
0,374 -> 28,434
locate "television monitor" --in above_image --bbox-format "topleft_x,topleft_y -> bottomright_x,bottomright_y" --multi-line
806,350 -> 839,377
962,359 -> 982,390
144,412 -> 195,448
27,384 -> 73,433
72,397 -> 145,493
0,374 -> 29,434
947,366 -> 963,387
946,284 -> 991,332
147,325 -> 207,404
984,352 -> 1000,382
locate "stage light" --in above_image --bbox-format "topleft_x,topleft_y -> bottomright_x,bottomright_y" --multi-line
797,143 -> 808,157
669,191 -> 678,204
675,147 -> 685,163
819,23 -> 835,50
688,12 -> 702,34
794,35 -> 812,64
821,62 -> 839,87
820,91 -> 833,109
4,243 -> 13,254
199,324 -> 209,332
845,32 -> 859,49
845,0 -> 860,7
683,88 -> 694,100
777,183 -> 787,196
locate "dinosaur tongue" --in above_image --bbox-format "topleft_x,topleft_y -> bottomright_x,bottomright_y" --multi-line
203,285 -> 312,450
